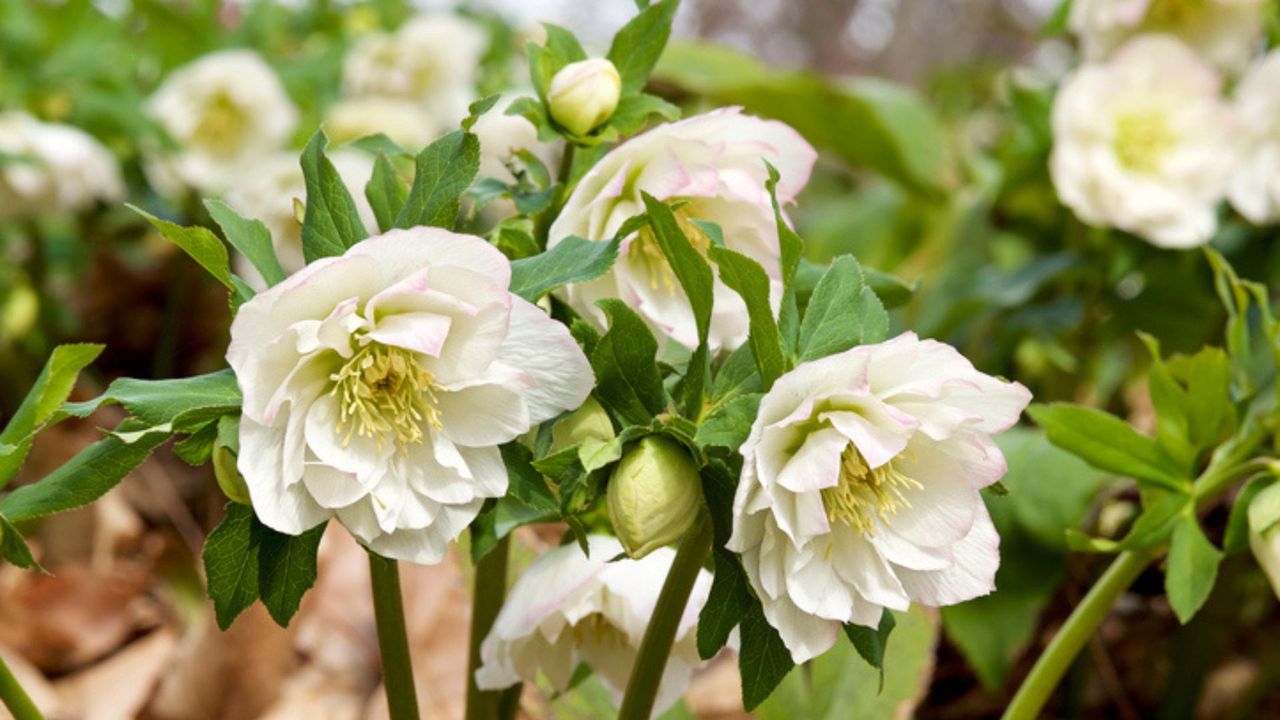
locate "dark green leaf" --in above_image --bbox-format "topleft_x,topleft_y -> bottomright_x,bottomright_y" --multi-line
695,393 -> 760,451
203,503 -> 261,630
607,0 -> 679,95
1028,404 -> 1186,491
1166,516 -> 1222,624
300,130 -> 369,262
590,299 -> 666,424
698,547 -> 750,660
844,608 -> 896,682
708,246 -> 786,390
204,199 -> 285,287
172,421 -> 219,466
131,205 -> 236,290
394,130 -> 480,230
0,515 -> 40,571
64,370 -> 242,428
257,520 -> 327,627
739,596 -> 797,711
509,235 -> 620,302
365,153 -> 408,233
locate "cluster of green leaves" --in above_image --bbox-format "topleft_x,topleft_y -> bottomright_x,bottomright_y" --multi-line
1027,249 -> 1279,624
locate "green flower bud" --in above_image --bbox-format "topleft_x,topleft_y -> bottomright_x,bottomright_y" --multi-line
551,396 -> 615,454
547,58 -> 621,136
213,439 -> 252,506
608,435 -> 703,559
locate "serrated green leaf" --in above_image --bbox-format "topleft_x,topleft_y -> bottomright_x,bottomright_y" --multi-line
0,514 -> 41,571
393,130 -> 480,230
0,343 -> 103,487
131,205 -> 237,291
365,152 -> 408,233
204,199 -> 286,287
203,503 -> 261,630
708,246 -> 786,390
472,444 -> 561,563
590,299 -> 666,424
258,520 -> 326,627
844,608 -> 896,681
64,369 -> 242,428
1028,403 -> 1186,491
509,235 -> 620,302
300,130 -> 369,262
697,547 -> 750,659
172,421 -> 219,466
739,596 -> 796,711
1166,516 -> 1222,624
607,0 -> 679,95
0,427 -> 168,523
695,393 -> 760,451
798,256 -> 866,361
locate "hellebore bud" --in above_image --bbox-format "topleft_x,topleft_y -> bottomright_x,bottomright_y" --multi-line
213,435 -> 252,506
551,396 -> 615,454
608,435 -> 703,559
1249,480 -> 1280,598
547,58 -> 621,136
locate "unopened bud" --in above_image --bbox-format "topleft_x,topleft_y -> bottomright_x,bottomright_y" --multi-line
547,58 -> 621,136
213,439 -> 252,506
551,396 -> 614,454
608,435 -> 702,559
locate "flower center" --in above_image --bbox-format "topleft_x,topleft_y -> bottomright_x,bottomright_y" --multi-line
821,445 -> 922,536
1113,110 -> 1178,173
571,613 -> 628,648
630,208 -> 712,295
1145,0 -> 1204,29
192,92 -> 249,154
329,343 -> 442,449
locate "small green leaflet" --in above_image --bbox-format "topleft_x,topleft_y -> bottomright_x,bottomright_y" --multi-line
1028,404 -> 1187,492
64,369 -> 242,430
797,255 -> 888,362
0,343 -> 103,488
393,130 -> 480,230
1165,516 -> 1223,624
0,515 -> 40,571
258,520 -> 327,627
508,235 -> 621,302
366,153 -> 409,233
607,0 -> 680,95
131,205 -> 252,304
590,300 -> 666,425
739,595 -> 797,711
709,246 -> 787,390
697,547 -> 750,660
300,129 -> 369,263
695,393 -> 761,452
844,609 -> 896,689
204,199 -> 285,287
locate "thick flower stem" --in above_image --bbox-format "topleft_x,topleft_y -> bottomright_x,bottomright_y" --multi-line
617,514 -> 713,720
1002,547 -> 1160,720
368,552 -> 421,720
465,533 -> 512,720
0,654 -> 43,720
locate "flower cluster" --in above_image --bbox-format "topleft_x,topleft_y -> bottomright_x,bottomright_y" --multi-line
1053,2 -> 1280,247
0,111 -> 124,219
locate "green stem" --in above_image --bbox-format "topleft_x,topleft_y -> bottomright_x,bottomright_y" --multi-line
465,533 -> 513,720
368,552 -> 421,720
534,143 -> 576,249
1002,547 -> 1160,720
0,654 -> 43,720
617,515 -> 713,720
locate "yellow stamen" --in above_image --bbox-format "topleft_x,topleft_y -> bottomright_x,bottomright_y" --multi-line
821,446 -> 922,537
1113,110 -> 1178,173
571,613 -> 628,648
329,343 -> 442,449
192,92 -> 249,154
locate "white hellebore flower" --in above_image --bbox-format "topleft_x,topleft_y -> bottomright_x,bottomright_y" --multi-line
225,150 -> 378,283
727,332 -> 1031,663
1228,50 -> 1280,224
146,49 -> 298,193
227,229 -> 594,564
1050,35 -> 1237,249
475,535 -> 711,714
342,14 -> 488,128
1069,0 -> 1264,72
548,108 -> 817,352
323,97 -> 440,152
1248,480 -> 1280,599
0,111 -> 124,218
547,58 -> 622,136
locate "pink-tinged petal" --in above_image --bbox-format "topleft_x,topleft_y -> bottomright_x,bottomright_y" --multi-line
775,427 -> 846,493
822,409 -> 912,469
429,297 -> 511,386
366,312 -> 453,356
494,297 -> 594,425
349,226 -> 512,291
238,417 -> 329,534
893,504 -> 1000,605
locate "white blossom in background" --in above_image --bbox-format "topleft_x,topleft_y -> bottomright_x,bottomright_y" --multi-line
472,95 -> 559,185
1050,35 -> 1237,249
548,107 -> 817,352
342,14 -> 488,129
728,332 -> 1031,663
227,229 -> 593,564
475,534 -> 711,714
146,49 -> 298,194
0,111 -> 124,218
323,97 -> 440,152
1250,482 -> 1280,599
1069,0 -> 1264,72
1228,50 -> 1280,225
225,150 -> 378,284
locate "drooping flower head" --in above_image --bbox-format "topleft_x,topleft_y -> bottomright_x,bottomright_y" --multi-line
342,14 -> 488,129
1228,50 -> 1280,225
728,332 -> 1031,663
1069,0 -> 1264,72
227,229 -> 594,563
0,111 -> 124,218
1050,35 -> 1237,248
146,49 -> 298,194
475,535 -> 711,714
548,107 -> 817,352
